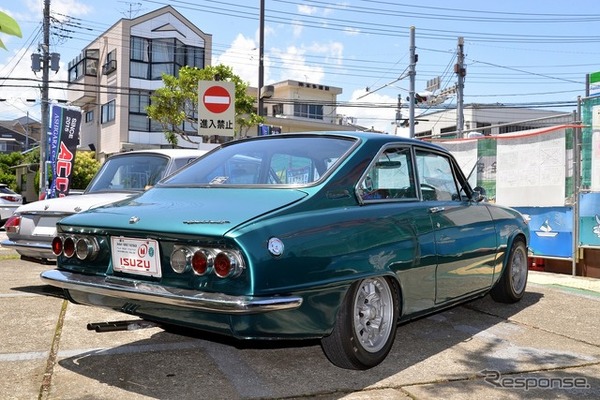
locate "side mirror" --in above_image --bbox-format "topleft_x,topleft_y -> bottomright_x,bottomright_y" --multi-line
473,186 -> 487,202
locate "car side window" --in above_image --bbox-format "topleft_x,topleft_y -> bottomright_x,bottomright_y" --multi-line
358,147 -> 416,201
415,150 -> 460,201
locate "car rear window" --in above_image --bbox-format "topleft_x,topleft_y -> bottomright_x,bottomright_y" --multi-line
162,136 -> 356,187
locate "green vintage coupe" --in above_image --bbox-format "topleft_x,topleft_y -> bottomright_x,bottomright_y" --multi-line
41,132 -> 529,370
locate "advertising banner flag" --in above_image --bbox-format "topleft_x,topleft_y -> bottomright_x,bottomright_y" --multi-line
47,104 -> 82,198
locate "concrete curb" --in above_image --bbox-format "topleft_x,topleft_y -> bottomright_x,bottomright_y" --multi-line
529,270 -> 600,294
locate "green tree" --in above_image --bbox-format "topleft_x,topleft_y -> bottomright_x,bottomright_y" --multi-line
0,152 -> 24,191
0,150 -> 100,195
147,64 -> 264,145
70,151 -> 101,189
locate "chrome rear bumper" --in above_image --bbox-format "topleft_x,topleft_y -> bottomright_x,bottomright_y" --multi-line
1,239 -> 55,260
40,269 -> 303,315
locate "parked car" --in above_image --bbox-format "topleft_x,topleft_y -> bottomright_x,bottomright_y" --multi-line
41,132 -> 530,370
0,183 -> 23,224
2,149 -> 210,262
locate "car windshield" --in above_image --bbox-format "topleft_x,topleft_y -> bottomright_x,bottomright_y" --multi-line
86,154 -> 170,193
162,136 -> 356,187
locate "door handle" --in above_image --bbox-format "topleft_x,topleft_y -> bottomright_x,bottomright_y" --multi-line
429,206 -> 445,213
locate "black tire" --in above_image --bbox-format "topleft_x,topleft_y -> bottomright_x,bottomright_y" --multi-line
490,238 -> 528,303
321,276 -> 399,370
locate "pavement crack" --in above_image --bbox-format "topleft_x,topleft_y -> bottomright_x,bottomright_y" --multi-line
38,299 -> 68,400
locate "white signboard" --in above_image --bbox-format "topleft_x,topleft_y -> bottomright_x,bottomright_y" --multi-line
496,129 -> 566,207
591,105 -> 600,191
198,81 -> 236,137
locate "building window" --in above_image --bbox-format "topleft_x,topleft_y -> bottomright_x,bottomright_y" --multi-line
272,103 -> 283,116
129,93 -> 162,132
68,49 -> 99,82
294,103 -> 323,120
440,126 -> 457,139
130,36 -> 205,80
476,122 -> 492,136
101,100 -> 115,124
186,46 -> 205,69
85,110 -> 94,123
498,124 -> 536,134
415,130 -> 432,139
130,37 -> 150,79
102,49 -> 117,75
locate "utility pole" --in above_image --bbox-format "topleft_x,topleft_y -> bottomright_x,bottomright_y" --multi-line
40,0 -> 50,197
257,0 -> 265,117
455,37 -> 466,138
408,26 -> 416,139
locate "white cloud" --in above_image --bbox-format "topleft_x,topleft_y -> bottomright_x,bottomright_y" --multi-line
308,41 -> 343,66
297,5 -> 317,15
339,88 -> 398,134
291,20 -> 303,38
49,0 -> 92,17
21,0 -> 91,20
214,33 -> 260,87
270,45 -> 324,84
0,47 -> 68,121
343,27 -> 361,36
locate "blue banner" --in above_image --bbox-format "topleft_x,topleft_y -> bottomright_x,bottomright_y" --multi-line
514,206 -> 573,258
579,192 -> 600,247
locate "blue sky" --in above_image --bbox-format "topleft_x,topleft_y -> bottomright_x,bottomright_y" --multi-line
1,0 -> 598,133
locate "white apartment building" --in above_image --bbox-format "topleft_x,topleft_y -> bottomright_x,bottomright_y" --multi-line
67,6 -> 212,158
256,80 -> 361,134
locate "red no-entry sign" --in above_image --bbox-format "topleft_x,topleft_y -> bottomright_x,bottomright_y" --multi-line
203,85 -> 231,114
198,80 -> 236,137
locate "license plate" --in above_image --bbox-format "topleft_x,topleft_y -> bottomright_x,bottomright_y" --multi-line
32,216 -> 58,236
111,237 -> 161,278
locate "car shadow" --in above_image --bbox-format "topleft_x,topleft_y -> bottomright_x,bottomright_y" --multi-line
12,284 -> 65,298
48,288 -> 599,400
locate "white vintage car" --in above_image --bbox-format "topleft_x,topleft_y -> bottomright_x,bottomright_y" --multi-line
2,148 -> 210,263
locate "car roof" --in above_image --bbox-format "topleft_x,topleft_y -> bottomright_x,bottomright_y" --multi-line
234,131 -> 447,153
107,148 -> 210,159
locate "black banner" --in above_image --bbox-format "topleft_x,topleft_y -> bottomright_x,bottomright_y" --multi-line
47,105 -> 82,198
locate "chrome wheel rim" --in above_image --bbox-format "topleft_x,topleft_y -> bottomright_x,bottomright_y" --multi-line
510,245 -> 527,294
352,277 -> 394,353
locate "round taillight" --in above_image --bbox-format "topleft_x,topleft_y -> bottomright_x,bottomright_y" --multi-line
192,249 -> 212,275
214,251 -> 242,278
170,247 -> 191,274
51,236 -> 63,256
75,237 -> 94,260
63,237 -> 76,258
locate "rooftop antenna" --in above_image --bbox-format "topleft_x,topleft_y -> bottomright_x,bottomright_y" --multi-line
118,1 -> 143,19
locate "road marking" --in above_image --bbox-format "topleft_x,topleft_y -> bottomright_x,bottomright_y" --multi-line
0,351 -> 49,361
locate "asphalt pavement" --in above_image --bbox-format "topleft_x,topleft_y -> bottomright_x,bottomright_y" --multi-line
1,230 -> 600,399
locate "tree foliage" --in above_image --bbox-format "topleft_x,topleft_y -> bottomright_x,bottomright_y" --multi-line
70,151 -> 101,189
147,64 -> 264,145
0,152 -> 24,191
0,149 -> 100,194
